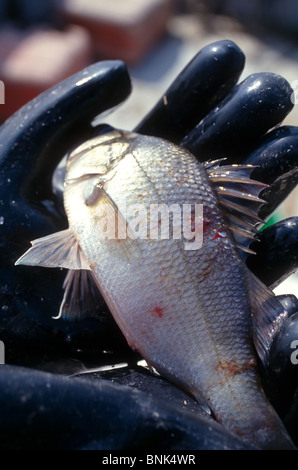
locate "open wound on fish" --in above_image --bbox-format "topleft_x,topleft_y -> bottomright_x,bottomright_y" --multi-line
206,160 -> 289,366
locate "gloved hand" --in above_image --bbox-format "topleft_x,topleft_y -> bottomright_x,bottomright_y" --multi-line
0,40 -> 297,449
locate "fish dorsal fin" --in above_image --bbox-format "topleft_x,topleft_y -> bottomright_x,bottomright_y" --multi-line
206,162 -> 268,258
245,268 -> 289,367
54,269 -> 102,321
15,229 -> 91,270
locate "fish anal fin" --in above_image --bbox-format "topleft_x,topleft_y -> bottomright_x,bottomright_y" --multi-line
245,268 -> 289,367
54,269 -> 102,321
15,229 -> 90,270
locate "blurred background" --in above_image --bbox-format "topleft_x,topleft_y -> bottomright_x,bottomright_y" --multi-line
0,0 -> 297,295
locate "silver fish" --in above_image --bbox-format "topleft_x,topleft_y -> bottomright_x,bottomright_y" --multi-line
16,129 -> 295,449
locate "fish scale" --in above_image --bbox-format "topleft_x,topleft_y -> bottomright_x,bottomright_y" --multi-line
15,130 -> 295,449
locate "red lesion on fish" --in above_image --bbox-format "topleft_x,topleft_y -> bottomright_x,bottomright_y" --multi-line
216,358 -> 257,380
202,215 -> 226,241
212,232 -> 226,241
152,306 -> 164,318
203,219 -> 211,233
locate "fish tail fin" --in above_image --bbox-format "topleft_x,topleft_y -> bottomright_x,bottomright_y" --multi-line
245,268 -> 289,367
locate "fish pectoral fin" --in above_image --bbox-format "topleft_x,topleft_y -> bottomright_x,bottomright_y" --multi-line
15,229 -> 91,270
54,269 -> 102,321
245,268 -> 289,367
91,183 -> 141,263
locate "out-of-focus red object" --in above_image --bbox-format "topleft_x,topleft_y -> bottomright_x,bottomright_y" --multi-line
57,0 -> 174,64
0,25 -> 92,120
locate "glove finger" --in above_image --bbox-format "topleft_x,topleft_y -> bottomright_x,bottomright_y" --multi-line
181,72 -> 294,162
135,39 -> 245,143
247,217 -> 298,288
244,126 -> 298,219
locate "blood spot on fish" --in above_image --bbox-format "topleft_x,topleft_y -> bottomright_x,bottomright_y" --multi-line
212,231 -> 226,241
153,306 -> 164,318
217,358 -> 257,379
201,218 -> 212,244
203,219 -> 211,233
